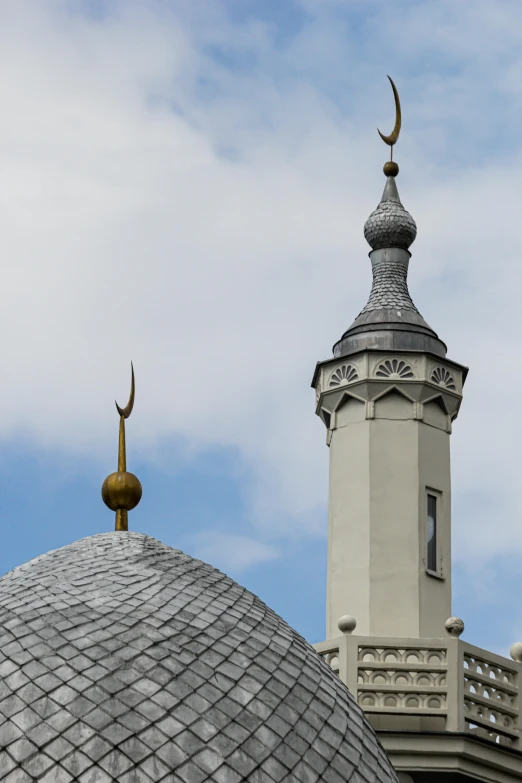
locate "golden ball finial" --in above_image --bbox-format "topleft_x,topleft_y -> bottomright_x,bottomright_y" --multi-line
383,160 -> 399,177
102,471 -> 142,512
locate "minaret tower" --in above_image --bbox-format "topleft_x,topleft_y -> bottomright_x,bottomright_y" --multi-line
313,78 -> 467,641
313,78 -> 522,783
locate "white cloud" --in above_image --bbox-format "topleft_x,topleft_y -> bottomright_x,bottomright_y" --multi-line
188,531 -> 279,574
0,0 -> 521,564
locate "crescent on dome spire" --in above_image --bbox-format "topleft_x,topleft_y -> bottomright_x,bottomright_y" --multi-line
115,362 -> 135,419
377,75 -> 402,177
102,363 -> 142,531
378,76 -> 401,148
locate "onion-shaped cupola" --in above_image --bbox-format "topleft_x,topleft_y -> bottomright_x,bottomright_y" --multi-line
363,172 -> 417,251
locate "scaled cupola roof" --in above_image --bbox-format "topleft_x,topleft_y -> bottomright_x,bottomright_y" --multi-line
0,532 -> 398,782
363,175 -> 417,252
333,169 -> 446,360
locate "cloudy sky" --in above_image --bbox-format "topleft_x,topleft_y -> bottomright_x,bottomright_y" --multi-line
0,0 -> 521,653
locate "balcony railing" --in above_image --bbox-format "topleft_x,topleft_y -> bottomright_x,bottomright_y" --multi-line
314,635 -> 521,749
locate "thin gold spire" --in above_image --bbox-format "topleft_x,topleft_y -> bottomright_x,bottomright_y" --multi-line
377,75 -> 401,177
102,363 -> 142,531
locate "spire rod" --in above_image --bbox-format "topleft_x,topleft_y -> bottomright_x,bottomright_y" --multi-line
102,363 -> 142,531
377,75 -> 401,177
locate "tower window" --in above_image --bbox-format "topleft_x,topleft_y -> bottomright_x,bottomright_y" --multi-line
427,494 -> 438,573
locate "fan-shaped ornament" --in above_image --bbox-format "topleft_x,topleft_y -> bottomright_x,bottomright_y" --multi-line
329,364 -> 359,388
431,367 -> 456,390
375,359 -> 414,379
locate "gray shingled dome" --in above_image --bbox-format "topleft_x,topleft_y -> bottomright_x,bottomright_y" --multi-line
363,176 -> 417,251
0,532 -> 397,782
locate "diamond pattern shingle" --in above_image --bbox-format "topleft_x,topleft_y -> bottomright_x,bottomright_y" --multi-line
0,533 -> 397,782
357,256 -> 420,316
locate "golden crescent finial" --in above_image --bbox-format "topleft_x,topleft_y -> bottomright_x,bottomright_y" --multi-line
377,75 -> 401,147
115,362 -> 135,419
102,361 -> 142,532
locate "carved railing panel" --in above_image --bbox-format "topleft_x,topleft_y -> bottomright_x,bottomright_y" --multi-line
463,647 -> 519,747
357,644 -> 447,714
314,636 -> 521,749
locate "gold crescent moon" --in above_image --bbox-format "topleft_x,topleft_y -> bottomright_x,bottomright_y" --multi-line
377,75 -> 401,147
115,362 -> 135,419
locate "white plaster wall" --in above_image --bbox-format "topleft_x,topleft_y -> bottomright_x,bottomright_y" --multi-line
326,391 -> 452,640
369,414 -> 420,637
327,399 -> 370,637
418,401 -> 452,638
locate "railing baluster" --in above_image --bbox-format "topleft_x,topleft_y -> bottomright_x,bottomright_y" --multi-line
446,637 -> 464,732
343,632 -> 358,695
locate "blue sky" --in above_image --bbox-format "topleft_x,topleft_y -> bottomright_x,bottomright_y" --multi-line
1,0 -> 522,655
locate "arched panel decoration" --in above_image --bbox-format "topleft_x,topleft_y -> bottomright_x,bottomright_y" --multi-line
375,359 -> 414,379
431,366 -> 456,390
329,364 -> 358,388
